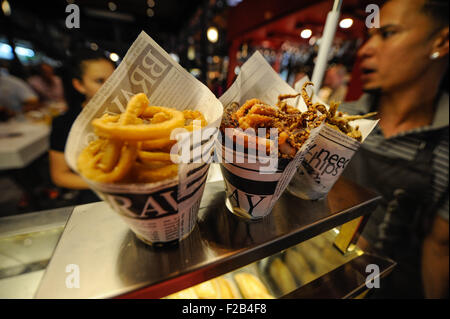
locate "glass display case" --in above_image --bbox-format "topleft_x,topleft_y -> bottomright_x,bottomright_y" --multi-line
0,164 -> 395,299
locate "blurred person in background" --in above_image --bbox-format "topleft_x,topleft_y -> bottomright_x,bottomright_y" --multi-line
0,63 -> 41,114
49,49 -> 115,204
342,0 -> 449,298
318,63 -> 349,103
27,63 -> 65,105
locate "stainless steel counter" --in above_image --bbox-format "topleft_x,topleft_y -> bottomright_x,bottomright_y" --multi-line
0,206 -> 73,298
32,164 -> 381,299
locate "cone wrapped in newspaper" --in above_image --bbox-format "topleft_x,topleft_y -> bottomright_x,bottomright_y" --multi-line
286,77 -> 378,200
65,32 -> 222,246
218,52 -> 322,220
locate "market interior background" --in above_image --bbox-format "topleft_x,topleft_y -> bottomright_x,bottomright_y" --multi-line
0,0 -> 445,217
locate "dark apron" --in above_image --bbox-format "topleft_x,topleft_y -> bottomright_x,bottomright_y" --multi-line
344,129 -> 447,298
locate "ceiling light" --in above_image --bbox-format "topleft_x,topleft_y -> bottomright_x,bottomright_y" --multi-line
90,42 -> 98,51
15,46 -> 35,57
300,29 -> 312,39
169,53 -> 179,63
187,46 -> 195,60
339,18 -> 353,29
108,2 -> 117,11
2,0 -> 11,16
207,27 -> 219,43
109,52 -> 119,62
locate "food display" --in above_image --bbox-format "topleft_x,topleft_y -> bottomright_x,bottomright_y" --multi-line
299,81 -> 377,142
193,280 -> 222,299
165,277 -> 240,299
268,257 -> 297,295
218,87 -> 330,219
219,81 -> 376,161
55,34 -> 379,299
256,230 -> 364,297
77,93 -> 207,184
233,273 -> 274,299
163,230 -> 364,300
165,287 -> 199,299
287,80 -> 378,200
284,248 -> 316,285
220,95 -> 325,159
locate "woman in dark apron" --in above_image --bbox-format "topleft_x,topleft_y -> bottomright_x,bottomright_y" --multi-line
345,127 -> 448,298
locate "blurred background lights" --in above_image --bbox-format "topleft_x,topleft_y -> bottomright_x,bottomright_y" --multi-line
90,42 -> 99,51
300,29 -> 312,39
147,8 -> 154,17
2,0 -> 11,16
207,26 -> 219,43
147,0 -> 155,7
109,52 -> 119,62
0,43 -> 35,60
187,45 -> 195,60
169,53 -> 179,63
108,2 -> 117,11
15,46 -> 35,57
339,18 -> 353,29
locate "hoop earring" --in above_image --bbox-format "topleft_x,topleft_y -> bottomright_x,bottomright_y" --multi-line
430,52 -> 440,60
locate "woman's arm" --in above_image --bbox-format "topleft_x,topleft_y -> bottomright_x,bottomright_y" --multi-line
49,150 -> 89,189
422,214 -> 449,298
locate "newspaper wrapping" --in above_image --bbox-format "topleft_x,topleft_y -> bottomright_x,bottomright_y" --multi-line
286,77 -> 379,200
65,32 -> 223,245
218,52 -> 322,220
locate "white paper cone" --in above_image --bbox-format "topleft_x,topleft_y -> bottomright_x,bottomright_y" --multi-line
287,77 -> 379,200
218,52 -> 323,219
65,32 -> 223,245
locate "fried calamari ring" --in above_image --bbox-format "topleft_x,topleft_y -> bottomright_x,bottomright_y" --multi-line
91,94 -> 149,172
96,139 -> 122,172
120,93 -> 149,122
77,139 -> 137,183
233,98 -> 265,120
131,162 -> 178,183
238,113 -> 273,130
183,110 -> 207,131
138,150 -> 173,163
78,92 -> 208,184
138,160 -> 171,169
140,137 -> 176,152
93,101 -> 185,140
301,81 -> 315,110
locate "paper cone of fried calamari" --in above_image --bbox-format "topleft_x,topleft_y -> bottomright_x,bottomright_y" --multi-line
217,52 -> 322,220
65,32 -> 222,246
286,76 -> 379,200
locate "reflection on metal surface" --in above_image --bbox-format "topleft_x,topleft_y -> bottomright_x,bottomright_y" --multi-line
35,171 -> 381,299
162,229 -> 372,299
334,216 -> 364,253
0,206 -> 73,298
259,229 -> 364,298
282,253 -> 396,299
0,226 -> 65,280
0,270 -> 45,299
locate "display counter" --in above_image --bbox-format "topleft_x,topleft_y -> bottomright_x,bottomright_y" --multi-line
0,164 -> 395,299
